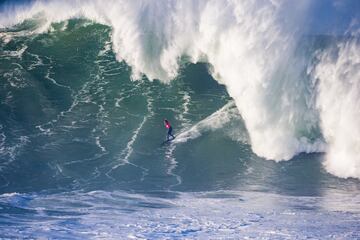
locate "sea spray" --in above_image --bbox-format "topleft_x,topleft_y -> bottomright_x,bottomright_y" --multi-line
313,38 -> 360,178
192,0 -> 324,160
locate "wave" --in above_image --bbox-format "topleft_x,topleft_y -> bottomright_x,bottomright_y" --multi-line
312,38 -> 360,178
0,189 -> 359,239
174,101 -> 246,144
0,0 -> 359,179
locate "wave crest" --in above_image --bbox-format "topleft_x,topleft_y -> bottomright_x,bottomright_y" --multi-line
1,0 -> 358,178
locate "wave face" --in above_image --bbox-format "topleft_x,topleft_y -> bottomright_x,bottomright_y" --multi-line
0,1 -> 359,180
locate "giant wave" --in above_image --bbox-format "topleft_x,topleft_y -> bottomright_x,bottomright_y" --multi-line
0,0 -> 359,180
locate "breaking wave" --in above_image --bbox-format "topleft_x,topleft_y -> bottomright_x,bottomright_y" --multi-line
0,0 -> 359,179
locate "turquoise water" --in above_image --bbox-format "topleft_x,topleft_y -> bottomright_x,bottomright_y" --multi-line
0,4 -> 359,239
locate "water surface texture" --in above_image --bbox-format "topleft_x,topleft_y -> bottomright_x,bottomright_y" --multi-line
0,0 -> 359,239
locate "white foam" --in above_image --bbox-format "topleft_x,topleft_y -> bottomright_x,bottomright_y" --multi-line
44,65 -> 72,90
313,38 -> 360,178
27,52 -> 44,70
107,84 -> 154,180
0,127 -> 30,169
1,190 -> 359,239
176,91 -> 192,128
174,101 -> 243,143
0,192 -> 19,197
95,136 -> 106,152
0,44 -> 28,59
119,116 -> 147,165
164,143 -> 182,189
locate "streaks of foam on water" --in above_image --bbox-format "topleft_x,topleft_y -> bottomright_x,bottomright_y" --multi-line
0,44 -> 28,59
118,116 -> 147,166
164,90 -> 194,190
106,84 -> 154,182
177,90 -> 192,128
27,52 -> 44,70
44,63 -> 73,91
164,143 -> 182,190
105,116 -> 148,181
0,125 -> 30,173
95,136 -> 106,153
2,63 -> 29,89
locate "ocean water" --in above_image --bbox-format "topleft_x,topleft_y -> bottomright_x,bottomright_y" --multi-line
0,0 -> 359,239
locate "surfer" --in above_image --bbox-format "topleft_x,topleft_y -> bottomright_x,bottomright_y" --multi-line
164,119 -> 175,141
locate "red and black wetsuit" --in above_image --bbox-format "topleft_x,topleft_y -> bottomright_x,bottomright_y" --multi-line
164,120 -> 175,140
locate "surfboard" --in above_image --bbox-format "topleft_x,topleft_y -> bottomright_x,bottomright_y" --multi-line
160,137 -> 175,146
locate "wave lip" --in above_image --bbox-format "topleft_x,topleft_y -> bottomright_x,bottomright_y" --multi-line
0,190 -> 359,239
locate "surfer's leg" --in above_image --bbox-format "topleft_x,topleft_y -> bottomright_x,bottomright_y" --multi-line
168,127 -> 174,139
167,129 -> 170,140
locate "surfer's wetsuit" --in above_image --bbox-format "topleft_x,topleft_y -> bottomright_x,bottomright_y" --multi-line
164,120 -> 175,141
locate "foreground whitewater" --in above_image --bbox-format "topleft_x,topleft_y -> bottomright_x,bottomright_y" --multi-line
1,190 -> 359,239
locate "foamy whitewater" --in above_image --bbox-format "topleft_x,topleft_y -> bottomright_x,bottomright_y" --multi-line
0,0 -> 359,238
